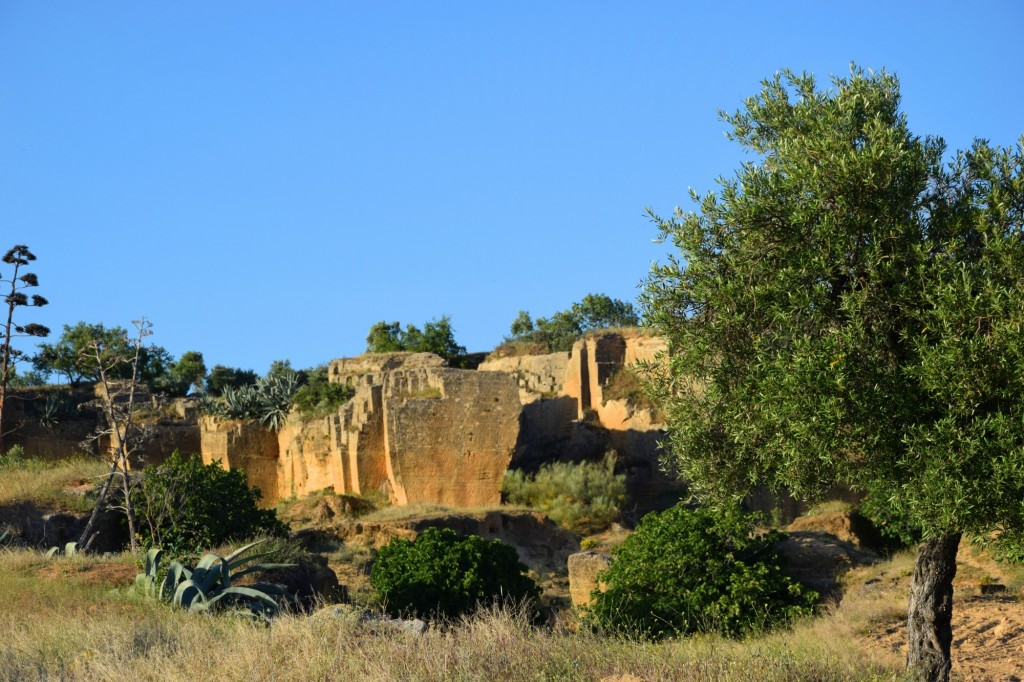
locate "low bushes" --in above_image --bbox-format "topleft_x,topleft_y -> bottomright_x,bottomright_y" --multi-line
588,504 -> 817,640
131,452 -> 288,558
291,365 -> 355,419
502,454 -> 626,534
370,527 -> 540,619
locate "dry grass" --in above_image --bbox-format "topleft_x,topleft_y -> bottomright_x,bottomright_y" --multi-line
0,546 -> 909,682
0,456 -> 109,513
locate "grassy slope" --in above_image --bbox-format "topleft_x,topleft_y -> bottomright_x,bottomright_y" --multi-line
0,458 -> 906,681
0,545 -> 905,682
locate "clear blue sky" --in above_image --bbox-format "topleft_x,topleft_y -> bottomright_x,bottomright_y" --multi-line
3,2 -> 1022,375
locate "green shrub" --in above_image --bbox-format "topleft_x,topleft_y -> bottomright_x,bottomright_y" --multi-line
131,452 -> 288,558
588,504 -> 817,640
0,445 -> 27,470
370,527 -> 540,619
291,365 -> 355,419
502,454 -> 626,534
498,294 -> 640,354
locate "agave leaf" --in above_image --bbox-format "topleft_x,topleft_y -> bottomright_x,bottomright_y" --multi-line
190,555 -> 225,592
194,552 -> 222,571
64,542 -> 77,556
45,547 -> 59,558
206,586 -> 281,614
223,540 -> 268,566
143,548 -> 163,579
219,560 -> 231,589
173,579 -> 206,609
227,550 -> 279,570
160,561 -> 191,601
230,563 -> 296,582
188,599 -> 211,613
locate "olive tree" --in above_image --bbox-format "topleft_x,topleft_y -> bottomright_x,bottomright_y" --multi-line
642,67 -> 1024,682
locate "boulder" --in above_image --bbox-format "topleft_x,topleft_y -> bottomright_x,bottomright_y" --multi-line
568,551 -> 611,608
775,530 -> 877,599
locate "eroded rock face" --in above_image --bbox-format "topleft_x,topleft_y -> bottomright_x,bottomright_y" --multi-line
568,551 -> 611,608
478,352 -> 571,404
202,357 -> 521,508
383,369 -> 520,506
200,416 -> 280,497
200,332 -> 677,511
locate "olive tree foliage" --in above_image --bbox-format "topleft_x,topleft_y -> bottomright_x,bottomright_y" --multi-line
0,245 -> 49,447
642,67 -> 1023,682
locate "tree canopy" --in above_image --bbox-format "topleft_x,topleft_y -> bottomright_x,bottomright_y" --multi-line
33,321 -> 178,390
642,67 -> 1024,681
504,293 -> 640,353
365,315 -> 466,362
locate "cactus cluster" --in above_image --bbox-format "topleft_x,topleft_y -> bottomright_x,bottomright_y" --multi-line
136,540 -> 294,617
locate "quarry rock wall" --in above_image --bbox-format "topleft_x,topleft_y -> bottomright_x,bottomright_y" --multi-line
383,368 -> 520,506
200,332 -> 676,510
203,354 -> 521,507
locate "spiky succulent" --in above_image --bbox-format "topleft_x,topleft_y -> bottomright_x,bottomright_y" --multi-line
136,540 -> 294,617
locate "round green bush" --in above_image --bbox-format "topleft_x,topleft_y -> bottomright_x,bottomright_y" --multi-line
588,504 -> 817,640
131,451 -> 288,557
370,527 -> 540,619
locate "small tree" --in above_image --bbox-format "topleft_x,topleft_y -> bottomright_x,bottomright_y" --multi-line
505,293 -> 640,353
170,350 -> 207,395
643,67 -> 1024,681
34,321 -> 176,391
365,315 -> 467,362
132,451 -> 287,557
204,364 -> 258,396
0,245 -> 49,448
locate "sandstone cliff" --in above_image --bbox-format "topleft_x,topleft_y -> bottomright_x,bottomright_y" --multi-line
203,354 -> 521,507
201,330 -> 678,511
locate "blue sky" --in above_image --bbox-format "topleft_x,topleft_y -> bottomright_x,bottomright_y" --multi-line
2,2 -> 1022,375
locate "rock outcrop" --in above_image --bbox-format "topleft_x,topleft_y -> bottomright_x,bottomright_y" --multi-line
202,330 -> 678,511
203,354 -> 521,507
482,329 -> 679,511
567,551 -> 611,607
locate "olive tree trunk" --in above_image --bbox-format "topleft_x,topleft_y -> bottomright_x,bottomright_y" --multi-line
906,532 -> 960,682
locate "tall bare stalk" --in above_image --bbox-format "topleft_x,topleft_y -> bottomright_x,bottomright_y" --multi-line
78,318 -> 155,552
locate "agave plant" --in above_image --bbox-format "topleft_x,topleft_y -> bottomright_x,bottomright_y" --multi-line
196,393 -> 226,417
136,540 -> 294,617
46,542 -> 78,558
221,384 -> 262,419
37,391 -> 71,428
257,373 -> 299,432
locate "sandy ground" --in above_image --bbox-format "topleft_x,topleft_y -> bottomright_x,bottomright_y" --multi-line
860,551 -> 1024,682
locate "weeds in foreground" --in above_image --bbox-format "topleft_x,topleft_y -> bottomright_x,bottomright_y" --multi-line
0,543 -> 904,681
